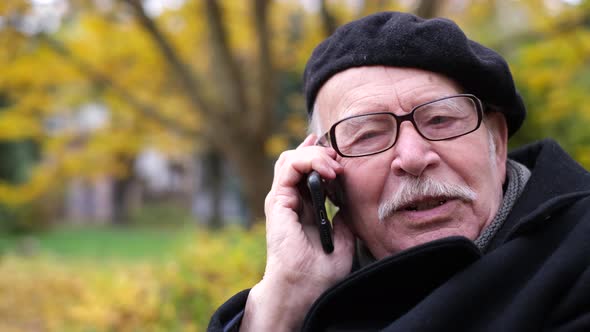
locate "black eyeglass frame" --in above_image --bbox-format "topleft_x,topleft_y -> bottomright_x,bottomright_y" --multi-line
318,94 -> 484,158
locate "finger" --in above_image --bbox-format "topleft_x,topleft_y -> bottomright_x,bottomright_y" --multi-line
273,146 -> 338,183
298,134 -> 317,148
272,148 -> 341,187
273,135 -> 324,175
279,155 -> 342,188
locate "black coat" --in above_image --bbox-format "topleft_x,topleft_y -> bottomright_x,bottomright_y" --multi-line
208,139 -> 590,331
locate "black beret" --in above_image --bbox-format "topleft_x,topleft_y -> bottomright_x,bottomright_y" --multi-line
303,11 -> 526,137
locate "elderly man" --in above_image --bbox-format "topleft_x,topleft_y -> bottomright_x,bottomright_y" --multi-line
208,11 -> 590,331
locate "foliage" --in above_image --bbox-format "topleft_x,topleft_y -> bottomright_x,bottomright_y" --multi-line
0,0 -> 418,226
509,2 -> 590,168
1,0 -> 589,230
0,192 -> 58,234
447,0 -> 590,168
0,224 -> 266,331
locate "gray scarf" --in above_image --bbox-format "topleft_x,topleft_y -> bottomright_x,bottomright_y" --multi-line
356,159 -> 531,266
474,159 -> 531,251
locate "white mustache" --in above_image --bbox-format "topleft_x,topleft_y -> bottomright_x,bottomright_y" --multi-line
378,176 -> 477,222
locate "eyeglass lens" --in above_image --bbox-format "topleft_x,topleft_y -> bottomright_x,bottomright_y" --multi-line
333,96 -> 479,157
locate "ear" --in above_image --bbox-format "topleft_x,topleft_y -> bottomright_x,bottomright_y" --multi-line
485,112 -> 509,184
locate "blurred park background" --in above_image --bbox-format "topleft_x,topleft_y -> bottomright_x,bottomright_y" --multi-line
1,0 -> 590,330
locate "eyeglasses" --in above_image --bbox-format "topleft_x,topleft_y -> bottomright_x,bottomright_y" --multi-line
317,94 -> 483,158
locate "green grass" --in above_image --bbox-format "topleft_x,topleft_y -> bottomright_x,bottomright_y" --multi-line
0,225 -> 197,262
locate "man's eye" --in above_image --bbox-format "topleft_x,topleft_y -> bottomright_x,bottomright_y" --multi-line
358,131 -> 380,140
428,116 -> 451,125
351,129 -> 388,144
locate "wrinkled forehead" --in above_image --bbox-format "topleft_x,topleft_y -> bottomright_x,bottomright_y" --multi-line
314,66 -> 464,129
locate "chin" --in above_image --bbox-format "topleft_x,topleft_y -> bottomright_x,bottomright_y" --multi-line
381,227 -> 477,257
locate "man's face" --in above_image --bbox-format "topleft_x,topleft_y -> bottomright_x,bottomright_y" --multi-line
314,66 -> 508,259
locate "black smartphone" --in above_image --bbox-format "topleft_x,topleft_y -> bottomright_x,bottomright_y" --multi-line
307,171 -> 335,254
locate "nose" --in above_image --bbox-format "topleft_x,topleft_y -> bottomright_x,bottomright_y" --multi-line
390,122 -> 440,177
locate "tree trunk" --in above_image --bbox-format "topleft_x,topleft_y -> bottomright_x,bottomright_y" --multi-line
320,0 -> 338,36
202,149 -> 224,229
112,156 -> 141,225
414,0 -> 443,19
223,134 -> 273,227
112,176 -> 132,225
123,0 -> 276,227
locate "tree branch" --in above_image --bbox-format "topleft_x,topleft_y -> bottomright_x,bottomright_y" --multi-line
488,11 -> 590,53
414,0 -> 443,19
251,0 -> 275,135
40,34 -> 200,138
204,0 -> 249,114
123,0 -> 211,115
320,0 -> 337,36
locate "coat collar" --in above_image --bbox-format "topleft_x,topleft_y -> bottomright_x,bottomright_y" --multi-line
303,236 -> 480,331
489,139 -> 590,250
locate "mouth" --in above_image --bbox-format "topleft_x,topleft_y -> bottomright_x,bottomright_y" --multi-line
398,197 -> 450,212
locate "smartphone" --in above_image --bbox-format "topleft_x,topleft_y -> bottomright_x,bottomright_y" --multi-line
307,171 -> 335,254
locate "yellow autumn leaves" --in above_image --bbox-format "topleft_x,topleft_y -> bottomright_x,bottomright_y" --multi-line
0,225 -> 266,332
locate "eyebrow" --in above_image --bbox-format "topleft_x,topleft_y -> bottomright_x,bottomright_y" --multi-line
340,100 -> 390,119
337,91 -> 462,121
401,91 -> 462,109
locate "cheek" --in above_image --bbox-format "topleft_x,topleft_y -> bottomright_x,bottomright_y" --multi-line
340,158 -> 390,231
440,135 -> 494,187
441,140 -> 503,220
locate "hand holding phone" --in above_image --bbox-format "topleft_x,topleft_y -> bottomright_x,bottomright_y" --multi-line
241,137 -> 354,331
